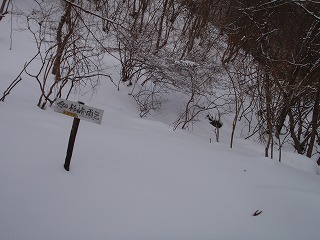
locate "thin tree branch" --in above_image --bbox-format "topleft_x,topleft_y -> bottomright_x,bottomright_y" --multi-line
61,0 -> 128,29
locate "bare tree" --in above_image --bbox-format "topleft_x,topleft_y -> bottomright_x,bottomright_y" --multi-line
2,0 -> 116,109
0,0 -> 11,21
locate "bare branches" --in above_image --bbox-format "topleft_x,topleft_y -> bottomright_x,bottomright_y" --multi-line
293,1 -> 320,21
3,0 -> 319,160
0,0 -> 11,21
61,0 -> 127,29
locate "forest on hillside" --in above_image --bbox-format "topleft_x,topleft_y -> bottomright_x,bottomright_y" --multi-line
1,0 -> 319,162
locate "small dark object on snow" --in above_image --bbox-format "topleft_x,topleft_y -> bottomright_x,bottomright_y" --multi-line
252,210 -> 262,216
206,114 -> 223,128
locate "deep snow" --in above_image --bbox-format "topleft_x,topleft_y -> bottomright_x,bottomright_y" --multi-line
1,2 -> 320,240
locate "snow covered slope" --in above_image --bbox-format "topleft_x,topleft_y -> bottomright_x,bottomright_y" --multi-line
1,2 -> 320,240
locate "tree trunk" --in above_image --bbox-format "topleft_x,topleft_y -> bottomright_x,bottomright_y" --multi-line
155,0 -> 169,51
288,109 -> 303,154
0,0 -> 10,21
52,0 -> 75,81
306,90 -> 320,158
265,74 -> 273,158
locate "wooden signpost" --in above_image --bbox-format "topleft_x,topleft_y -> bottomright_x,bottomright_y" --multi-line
54,98 -> 104,171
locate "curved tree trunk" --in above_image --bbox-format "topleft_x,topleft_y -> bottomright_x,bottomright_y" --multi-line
0,0 -> 11,21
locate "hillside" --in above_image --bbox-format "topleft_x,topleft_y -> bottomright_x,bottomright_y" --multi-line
1,1 -> 320,240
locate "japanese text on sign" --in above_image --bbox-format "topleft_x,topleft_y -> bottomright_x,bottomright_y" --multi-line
54,98 -> 104,124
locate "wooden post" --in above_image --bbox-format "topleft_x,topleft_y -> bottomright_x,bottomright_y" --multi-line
64,101 -> 84,171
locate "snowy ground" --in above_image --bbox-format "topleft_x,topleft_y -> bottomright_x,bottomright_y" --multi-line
1,2 -> 320,240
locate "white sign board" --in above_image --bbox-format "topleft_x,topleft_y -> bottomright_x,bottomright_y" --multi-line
54,98 -> 104,124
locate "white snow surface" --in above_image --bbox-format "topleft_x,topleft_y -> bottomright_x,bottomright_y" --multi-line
1,2 -> 320,240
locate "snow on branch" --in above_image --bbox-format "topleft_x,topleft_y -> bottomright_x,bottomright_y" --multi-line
61,0 -> 128,29
293,1 -> 320,21
239,0 -> 320,21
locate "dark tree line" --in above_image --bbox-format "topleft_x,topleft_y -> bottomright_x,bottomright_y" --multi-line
180,0 -> 320,161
